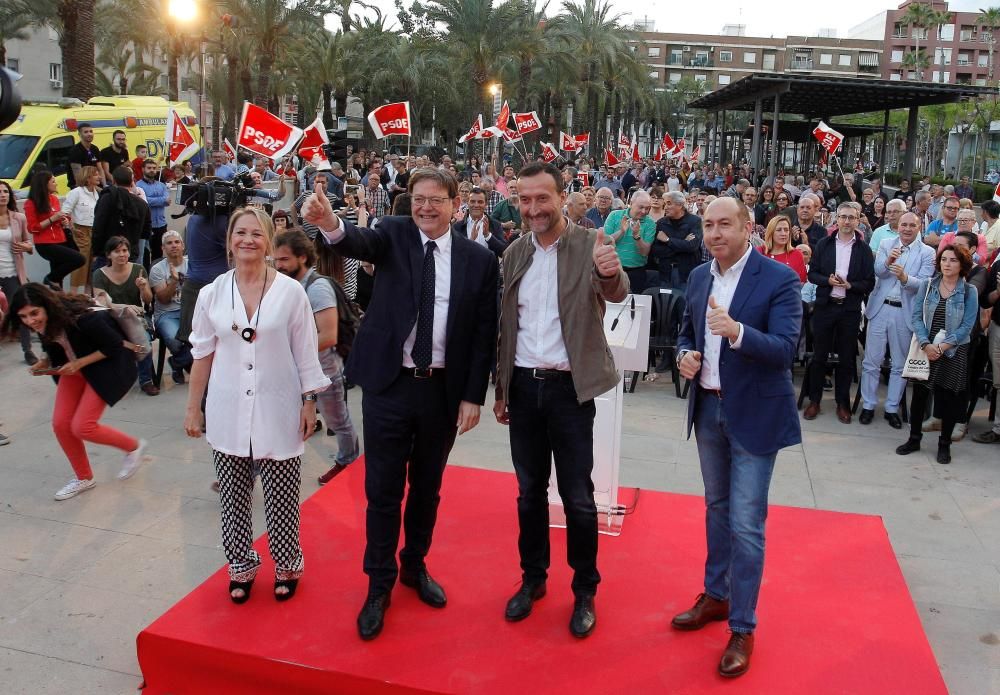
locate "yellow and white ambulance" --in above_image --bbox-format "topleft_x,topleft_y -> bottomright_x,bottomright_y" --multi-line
0,95 -> 202,195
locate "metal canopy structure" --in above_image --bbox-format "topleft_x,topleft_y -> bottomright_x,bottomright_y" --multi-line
740,121 -> 884,142
688,73 -> 993,180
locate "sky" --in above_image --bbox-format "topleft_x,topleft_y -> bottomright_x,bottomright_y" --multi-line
342,0 -> 989,39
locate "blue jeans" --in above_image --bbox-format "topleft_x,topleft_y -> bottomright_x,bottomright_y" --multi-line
316,354 -> 358,466
154,309 -> 192,368
137,352 -> 154,386
693,389 -> 777,633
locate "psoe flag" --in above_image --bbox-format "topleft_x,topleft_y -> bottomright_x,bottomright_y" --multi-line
237,102 -> 303,161
368,101 -> 412,139
501,126 -> 522,144
540,142 -> 559,163
223,138 -> 236,162
992,181 -> 1000,204
459,114 -> 484,143
604,147 -> 620,166
560,131 -> 578,152
574,132 -> 590,150
812,121 -> 844,155
165,108 -> 199,165
495,100 -> 511,131
513,111 -> 542,136
298,115 -> 329,162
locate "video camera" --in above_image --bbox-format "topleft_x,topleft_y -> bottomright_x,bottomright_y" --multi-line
175,172 -> 255,218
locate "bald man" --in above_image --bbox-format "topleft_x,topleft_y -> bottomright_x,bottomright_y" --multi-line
566,192 -> 596,229
605,190 -> 655,292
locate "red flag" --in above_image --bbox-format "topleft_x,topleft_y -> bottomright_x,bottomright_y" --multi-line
631,142 -> 640,163
992,181 -> 1000,204
690,145 -> 701,162
619,134 -> 631,151
236,102 -> 303,161
540,142 -> 559,163
604,147 -> 620,166
560,131 -> 578,152
653,143 -> 663,162
576,171 -> 589,186
501,126 -> 522,144
675,138 -> 686,157
574,132 -> 590,149
513,111 -> 542,136
223,138 -> 236,162
297,115 -> 329,162
367,101 -> 411,139
812,121 -> 844,155
165,108 -> 200,166
495,100 -> 511,131
459,115 -> 484,143
661,132 -> 676,155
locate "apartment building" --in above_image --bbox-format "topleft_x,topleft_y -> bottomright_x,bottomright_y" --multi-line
850,0 -> 995,85
634,31 -> 883,88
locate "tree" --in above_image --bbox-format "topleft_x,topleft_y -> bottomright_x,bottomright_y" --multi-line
901,49 -> 930,80
901,1 -> 936,81
979,7 -> 1000,84
0,4 -> 32,67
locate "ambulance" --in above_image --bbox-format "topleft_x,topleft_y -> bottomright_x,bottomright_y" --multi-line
0,95 -> 202,196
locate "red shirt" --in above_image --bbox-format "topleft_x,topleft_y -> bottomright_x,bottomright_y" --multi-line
23,194 -> 67,244
131,157 -> 146,184
759,246 -> 807,283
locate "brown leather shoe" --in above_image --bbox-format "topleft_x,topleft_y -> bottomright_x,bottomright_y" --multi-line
719,631 -> 754,678
671,593 -> 729,631
836,405 -> 851,424
803,402 -> 821,420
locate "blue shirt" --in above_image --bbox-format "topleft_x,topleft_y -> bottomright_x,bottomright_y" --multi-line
214,163 -> 236,181
925,219 -> 957,238
136,178 -> 169,228
586,207 -> 612,228
185,213 -> 230,284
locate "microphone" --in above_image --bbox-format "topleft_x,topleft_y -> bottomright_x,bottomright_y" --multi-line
630,294 -> 635,321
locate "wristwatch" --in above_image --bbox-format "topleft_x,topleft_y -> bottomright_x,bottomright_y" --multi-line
676,349 -> 690,367
302,393 -> 317,403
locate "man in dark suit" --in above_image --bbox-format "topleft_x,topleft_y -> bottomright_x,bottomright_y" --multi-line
451,188 -> 507,258
674,196 -> 802,678
302,168 -> 499,640
803,202 -> 876,423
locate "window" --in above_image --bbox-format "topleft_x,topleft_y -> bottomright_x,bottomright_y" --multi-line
669,49 -> 682,65
720,50 -> 732,62
912,27 -> 928,40
934,47 -> 952,65
975,77 -> 987,86
961,26 -> 976,42
979,54 -> 989,67
838,54 -> 851,66
669,72 -> 682,83
694,73 -> 707,82
958,53 -> 971,65
649,69 -> 659,79
647,46 -> 661,57
743,51 -> 756,64
890,72 -> 902,81
907,71 -> 917,79
6,58 -> 18,72
48,63 -> 62,82
718,74 -> 731,85
893,22 -> 905,38
763,53 -> 776,70
820,53 -> 833,65
932,70 -> 941,82
939,24 -> 954,41
891,49 -> 904,62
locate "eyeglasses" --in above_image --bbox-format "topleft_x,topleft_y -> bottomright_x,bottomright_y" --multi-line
837,215 -> 860,221
944,206 -> 960,211
412,195 -> 450,207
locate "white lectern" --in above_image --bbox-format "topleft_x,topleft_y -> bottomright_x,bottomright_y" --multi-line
548,293 -> 652,536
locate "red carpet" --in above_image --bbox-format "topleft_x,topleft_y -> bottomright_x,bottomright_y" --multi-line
137,461 -> 946,694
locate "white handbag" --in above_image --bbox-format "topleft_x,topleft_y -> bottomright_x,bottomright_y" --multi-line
902,282 -> 944,381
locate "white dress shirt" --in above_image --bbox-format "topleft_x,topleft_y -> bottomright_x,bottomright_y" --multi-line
700,244 -> 750,390
63,186 -> 100,226
401,229 -> 452,368
832,234 -> 855,299
319,221 -> 452,368
514,234 -> 570,370
190,270 -> 331,460
465,214 -> 491,249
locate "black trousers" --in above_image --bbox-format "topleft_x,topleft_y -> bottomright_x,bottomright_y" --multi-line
176,276 -> 208,345
624,266 -> 647,294
909,382 -> 968,442
809,303 -> 861,407
508,368 -> 600,596
361,372 -> 457,594
35,241 -> 85,287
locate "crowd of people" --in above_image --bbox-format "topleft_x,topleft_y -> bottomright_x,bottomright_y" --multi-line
3,137 -> 1000,677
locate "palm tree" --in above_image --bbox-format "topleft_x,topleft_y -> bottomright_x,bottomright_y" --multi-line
901,1 -> 936,81
902,49 -> 930,80
0,4 -> 32,67
18,0 -> 97,99
979,7 -> 1000,84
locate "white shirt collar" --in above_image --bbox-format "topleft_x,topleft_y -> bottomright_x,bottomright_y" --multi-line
418,227 -> 453,253
710,243 -> 753,280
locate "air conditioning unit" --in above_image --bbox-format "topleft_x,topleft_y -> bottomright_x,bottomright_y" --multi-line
49,79 -> 62,88
682,45 -> 691,52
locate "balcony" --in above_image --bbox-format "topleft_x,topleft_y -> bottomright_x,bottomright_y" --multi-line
858,63 -> 880,74
960,31 -> 975,42
688,58 -> 713,67
790,58 -> 814,70
957,58 -> 971,66
667,56 -> 683,65
892,31 -> 906,39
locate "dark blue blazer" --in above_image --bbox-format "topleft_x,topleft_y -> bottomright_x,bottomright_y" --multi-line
677,249 -> 802,456
322,216 -> 499,420
451,218 -> 507,258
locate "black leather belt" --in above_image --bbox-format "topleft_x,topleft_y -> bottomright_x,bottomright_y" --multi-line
514,366 -> 572,381
884,299 -> 903,308
829,296 -> 845,305
699,385 -> 723,399
401,367 -> 445,379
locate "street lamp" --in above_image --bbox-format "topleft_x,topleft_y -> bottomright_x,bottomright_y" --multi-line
166,0 -> 198,102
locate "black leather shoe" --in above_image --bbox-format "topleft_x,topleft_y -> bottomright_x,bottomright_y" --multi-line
570,594 -> 596,638
357,592 -> 391,641
936,437 -> 952,465
505,582 -> 547,622
859,409 -> 874,425
896,438 -> 921,455
399,569 -> 447,608
884,412 -> 903,429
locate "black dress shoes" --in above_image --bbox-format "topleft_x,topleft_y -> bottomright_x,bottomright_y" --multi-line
859,409 -> 874,425
884,412 -> 903,429
399,569 -> 447,608
505,581 -> 547,622
569,594 -> 596,638
357,592 -> 391,640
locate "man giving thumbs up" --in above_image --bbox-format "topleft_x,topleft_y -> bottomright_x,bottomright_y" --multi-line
492,162 -> 627,639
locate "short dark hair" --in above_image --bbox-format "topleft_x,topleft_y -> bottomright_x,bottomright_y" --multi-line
112,129 -> 126,138
391,193 -> 412,216
104,235 -> 131,256
142,158 -> 157,167
136,144 -> 148,152
77,122 -> 92,132
517,162 -> 562,194
936,243 -> 973,278
982,200 -> 1000,220
407,167 -> 458,198
112,165 -> 133,186
274,229 -> 316,267
955,230 -> 980,250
